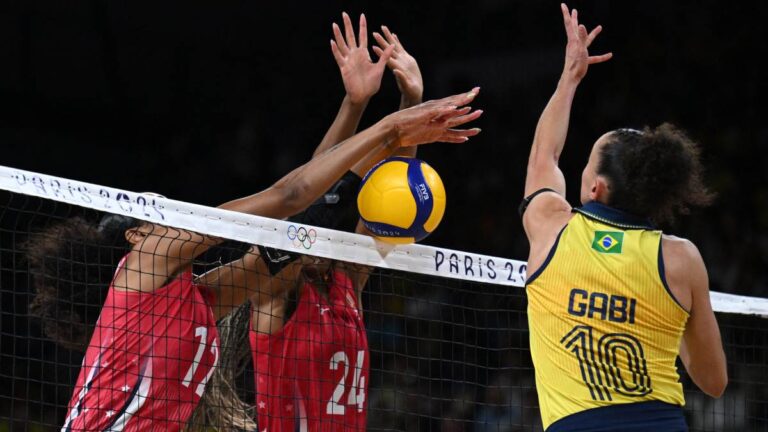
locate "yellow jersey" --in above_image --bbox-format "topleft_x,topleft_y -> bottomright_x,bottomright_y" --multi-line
526,201 -> 689,430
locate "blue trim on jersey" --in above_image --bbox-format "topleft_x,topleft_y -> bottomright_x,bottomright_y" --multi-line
657,239 -> 690,313
547,401 -> 687,432
525,225 -> 567,285
362,220 -> 413,238
575,201 -> 654,230
405,158 -> 432,241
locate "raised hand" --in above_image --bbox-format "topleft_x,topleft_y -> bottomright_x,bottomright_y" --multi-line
372,26 -> 424,107
385,87 -> 483,147
331,13 -> 394,105
560,3 -> 612,83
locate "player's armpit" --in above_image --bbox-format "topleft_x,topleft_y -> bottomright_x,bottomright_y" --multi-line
521,191 -> 571,240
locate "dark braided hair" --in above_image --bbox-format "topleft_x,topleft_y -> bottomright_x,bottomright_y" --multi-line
24,215 -> 138,351
598,123 -> 714,225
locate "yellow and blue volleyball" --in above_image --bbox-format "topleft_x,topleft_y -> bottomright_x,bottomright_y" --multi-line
357,157 -> 446,244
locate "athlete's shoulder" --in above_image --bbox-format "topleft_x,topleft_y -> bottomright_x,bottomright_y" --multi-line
522,192 -> 572,242
661,235 -> 707,311
661,235 -> 704,266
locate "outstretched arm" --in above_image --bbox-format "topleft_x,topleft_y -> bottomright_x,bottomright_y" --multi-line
188,89 -> 482,316
525,4 -> 612,201
522,4 -> 611,277
314,13 -> 393,158
342,24 -> 430,177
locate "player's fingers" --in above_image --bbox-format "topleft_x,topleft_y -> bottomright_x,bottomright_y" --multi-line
375,44 -> 395,69
578,24 -> 589,42
381,26 -> 400,51
375,33 -> 399,61
561,3 -> 571,32
586,25 -> 602,47
372,31 -> 389,48
358,13 -> 368,48
392,68 -> 409,82
343,12 -> 357,48
451,106 -> 473,117
431,106 -> 474,124
372,45 -> 384,58
393,33 -> 404,47
571,9 -> 580,34
588,52 -> 613,64
439,87 -> 480,108
439,128 -> 482,143
330,40 -> 345,65
444,128 -> 482,139
332,23 -> 349,55
438,135 -> 471,144
445,109 -> 484,128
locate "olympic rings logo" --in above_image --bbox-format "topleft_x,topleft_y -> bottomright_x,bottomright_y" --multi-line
287,224 -> 317,249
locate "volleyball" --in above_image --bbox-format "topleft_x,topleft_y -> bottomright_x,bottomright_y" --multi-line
357,157 -> 446,244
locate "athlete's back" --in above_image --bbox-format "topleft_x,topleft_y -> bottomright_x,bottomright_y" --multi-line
62,256 -> 219,431
250,270 -> 369,432
526,202 -> 688,431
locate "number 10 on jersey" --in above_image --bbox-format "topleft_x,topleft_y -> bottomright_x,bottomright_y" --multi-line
327,350 -> 366,415
561,325 -> 652,401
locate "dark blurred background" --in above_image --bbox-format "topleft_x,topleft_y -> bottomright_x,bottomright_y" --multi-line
1,0 -> 767,430
1,0 -> 767,295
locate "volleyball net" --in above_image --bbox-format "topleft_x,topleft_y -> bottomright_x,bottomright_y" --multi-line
1,164 -> 766,431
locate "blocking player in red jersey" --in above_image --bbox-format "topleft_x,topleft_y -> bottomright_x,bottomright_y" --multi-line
25,62 -> 482,431
205,14 -> 437,431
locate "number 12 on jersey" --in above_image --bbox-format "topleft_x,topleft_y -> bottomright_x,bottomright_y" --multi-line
327,350 -> 366,415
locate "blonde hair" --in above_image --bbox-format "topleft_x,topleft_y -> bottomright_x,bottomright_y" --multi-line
186,302 -> 257,431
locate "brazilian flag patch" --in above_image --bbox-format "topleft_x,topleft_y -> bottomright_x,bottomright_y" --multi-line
592,231 -> 624,254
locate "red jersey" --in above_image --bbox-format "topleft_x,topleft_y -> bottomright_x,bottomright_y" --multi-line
250,270 -> 369,432
62,257 -> 219,432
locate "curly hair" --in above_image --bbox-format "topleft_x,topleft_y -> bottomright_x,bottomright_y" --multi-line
24,216 -> 134,351
597,123 -> 715,225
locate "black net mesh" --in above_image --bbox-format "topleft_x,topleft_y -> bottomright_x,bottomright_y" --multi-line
1,190 -> 766,431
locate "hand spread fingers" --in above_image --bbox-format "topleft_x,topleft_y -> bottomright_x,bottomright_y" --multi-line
342,12 -> 357,48
332,23 -> 349,55
358,14 -> 368,48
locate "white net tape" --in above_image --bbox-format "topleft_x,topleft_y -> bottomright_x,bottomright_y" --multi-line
2,163 -> 766,317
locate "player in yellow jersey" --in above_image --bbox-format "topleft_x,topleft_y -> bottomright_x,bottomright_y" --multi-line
520,4 -> 728,431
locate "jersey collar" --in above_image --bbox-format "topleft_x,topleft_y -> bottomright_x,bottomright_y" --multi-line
574,201 -> 655,230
